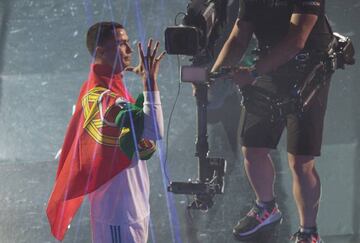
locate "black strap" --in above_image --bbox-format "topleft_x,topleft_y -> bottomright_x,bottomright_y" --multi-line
324,15 -> 333,35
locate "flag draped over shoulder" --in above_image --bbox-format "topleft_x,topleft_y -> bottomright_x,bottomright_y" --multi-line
46,64 -> 155,241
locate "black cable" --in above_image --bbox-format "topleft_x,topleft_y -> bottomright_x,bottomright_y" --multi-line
163,55 -> 182,184
162,14 -> 186,184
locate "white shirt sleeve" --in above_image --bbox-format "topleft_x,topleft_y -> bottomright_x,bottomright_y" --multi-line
142,91 -> 164,140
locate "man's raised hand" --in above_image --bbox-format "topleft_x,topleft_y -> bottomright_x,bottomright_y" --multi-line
126,38 -> 166,91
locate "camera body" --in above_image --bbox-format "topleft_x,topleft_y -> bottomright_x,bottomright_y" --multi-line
165,0 -> 227,56
165,26 -> 201,56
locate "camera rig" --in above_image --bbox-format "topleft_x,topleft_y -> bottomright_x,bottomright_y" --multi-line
240,29 -> 355,122
167,57 -> 228,211
165,0 -> 228,210
240,63 -> 326,122
228,13 -> 356,122
205,26 -> 356,123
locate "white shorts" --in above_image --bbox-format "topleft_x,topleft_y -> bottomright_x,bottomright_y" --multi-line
91,216 -> 149,243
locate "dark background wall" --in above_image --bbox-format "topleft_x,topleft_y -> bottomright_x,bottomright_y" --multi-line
0,0 -> 359,242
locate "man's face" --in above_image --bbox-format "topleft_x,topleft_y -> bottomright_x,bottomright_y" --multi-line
101,28 -> 132,72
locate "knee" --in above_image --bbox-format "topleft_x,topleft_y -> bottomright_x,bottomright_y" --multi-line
288,154 -> 315,176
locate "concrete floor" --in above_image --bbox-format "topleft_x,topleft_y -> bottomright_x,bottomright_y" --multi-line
0,159 -> 359,243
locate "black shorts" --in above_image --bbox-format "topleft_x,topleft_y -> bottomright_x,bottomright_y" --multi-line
239,72 -> 331,156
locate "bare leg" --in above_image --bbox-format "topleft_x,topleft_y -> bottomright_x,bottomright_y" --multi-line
242,146 -> 275,202
288,153 -> 321,227
233,146 -> 281,240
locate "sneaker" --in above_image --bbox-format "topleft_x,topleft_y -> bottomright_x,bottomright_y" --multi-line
232,202 -> 282,241
291,230 -> 323,243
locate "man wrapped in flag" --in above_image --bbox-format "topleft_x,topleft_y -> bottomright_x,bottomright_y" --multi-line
46,21 -> 165,243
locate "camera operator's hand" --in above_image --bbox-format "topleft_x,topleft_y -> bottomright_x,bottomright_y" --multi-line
125,38 -> 166,91
232,66 -> 256,88
208,66 -> 256,87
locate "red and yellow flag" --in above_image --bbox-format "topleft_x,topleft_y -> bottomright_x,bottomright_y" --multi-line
46,64 -> 136,240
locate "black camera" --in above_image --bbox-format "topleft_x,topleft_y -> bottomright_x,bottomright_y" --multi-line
165,0 -> 227,56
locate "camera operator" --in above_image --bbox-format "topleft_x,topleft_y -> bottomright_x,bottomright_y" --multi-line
211,0 -> 335,242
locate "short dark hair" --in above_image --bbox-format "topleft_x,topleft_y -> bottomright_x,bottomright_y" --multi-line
86,21 -> 124,55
